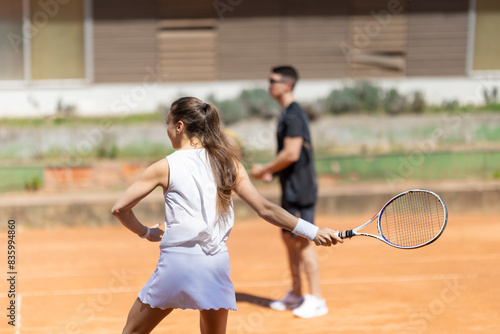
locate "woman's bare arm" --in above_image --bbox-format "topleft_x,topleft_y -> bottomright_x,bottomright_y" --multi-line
111,159 -> 169,241
234,162 -> 341,246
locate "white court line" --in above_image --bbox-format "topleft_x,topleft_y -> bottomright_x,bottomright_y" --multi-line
14,268 -> 148,280
235,273 -> 479,289
4,286 -> 141,298
1,273 -> 478,298
16,255 -> 500,280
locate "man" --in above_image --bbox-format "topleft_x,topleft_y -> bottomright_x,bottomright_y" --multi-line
251,66 -> 327,318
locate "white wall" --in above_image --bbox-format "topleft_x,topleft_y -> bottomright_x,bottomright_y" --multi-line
1,76 -> 499,118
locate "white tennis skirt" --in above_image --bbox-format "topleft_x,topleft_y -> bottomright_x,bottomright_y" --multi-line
138,243 -> 237,311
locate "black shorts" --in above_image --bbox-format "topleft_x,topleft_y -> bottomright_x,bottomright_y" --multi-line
281,202 -> 315,237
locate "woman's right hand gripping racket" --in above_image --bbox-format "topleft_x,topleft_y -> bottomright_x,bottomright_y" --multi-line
336,189 -> 448,249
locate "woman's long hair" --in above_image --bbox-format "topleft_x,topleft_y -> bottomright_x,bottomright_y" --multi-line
169,97 -> 241,227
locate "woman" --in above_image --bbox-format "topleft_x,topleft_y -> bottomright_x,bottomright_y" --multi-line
111,97 -> 342,334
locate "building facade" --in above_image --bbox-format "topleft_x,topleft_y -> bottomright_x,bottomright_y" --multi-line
0,0 -> 499,116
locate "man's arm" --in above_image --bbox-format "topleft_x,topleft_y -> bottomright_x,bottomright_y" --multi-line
251,136 -> 303,179
236,162 -> 341,246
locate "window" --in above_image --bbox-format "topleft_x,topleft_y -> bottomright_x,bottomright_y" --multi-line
471,0 -> 500,71
0,0 -> 88,83
0,1 -> 24,80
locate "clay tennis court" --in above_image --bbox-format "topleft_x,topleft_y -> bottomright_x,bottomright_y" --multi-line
1,210 -> 499,333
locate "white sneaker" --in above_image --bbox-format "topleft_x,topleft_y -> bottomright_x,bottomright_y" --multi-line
269,291 -> 304,311
292,294 -> 328,318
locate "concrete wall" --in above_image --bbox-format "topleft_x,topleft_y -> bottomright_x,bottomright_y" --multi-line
2,113 -> 500,160
1,77 -> 500,118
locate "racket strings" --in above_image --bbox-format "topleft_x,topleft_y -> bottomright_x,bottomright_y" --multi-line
379,191 -> 445,247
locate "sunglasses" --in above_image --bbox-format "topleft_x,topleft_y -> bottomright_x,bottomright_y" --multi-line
269,78 -> 287,85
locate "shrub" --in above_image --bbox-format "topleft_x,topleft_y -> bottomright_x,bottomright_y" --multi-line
483,86 -> 498,105
301,101 -> 325,121
409,91 -> 426,113
24,175 -> 42,191
55,99 -> 77,118
383,88 -> 408,115
325,81 -> 382,114
354,81 -> 382,112
441,99 -> 460,111
213,98 -> 248,125
238,88 -> 279,119
207,89 -> 279,124
326,87 -> 361,114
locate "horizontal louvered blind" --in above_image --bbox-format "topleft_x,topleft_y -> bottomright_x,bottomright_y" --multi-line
283,17 -> 349,78
93,20 -> 156,83
406,0 -> 469,76
156,19 -> 217,82
347,0 -> 409,78
217,18 -> 283,80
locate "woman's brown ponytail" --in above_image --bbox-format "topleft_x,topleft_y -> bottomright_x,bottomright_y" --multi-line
169,97 -> 241,227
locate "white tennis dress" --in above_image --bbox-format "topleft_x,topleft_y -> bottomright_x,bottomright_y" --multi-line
138,149 -> 237,311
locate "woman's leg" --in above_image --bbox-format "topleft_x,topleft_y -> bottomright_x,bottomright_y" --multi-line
122,298 -> 174,334
199,309 -> 229,334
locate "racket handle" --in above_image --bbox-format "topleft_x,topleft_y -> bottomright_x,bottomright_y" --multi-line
338,230 -> 354,239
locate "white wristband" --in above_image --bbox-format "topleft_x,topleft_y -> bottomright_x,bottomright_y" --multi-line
292,218 -> 319,241
139,226 -> 150,239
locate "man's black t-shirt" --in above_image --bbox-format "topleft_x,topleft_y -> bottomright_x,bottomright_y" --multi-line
276,102 -> 318,207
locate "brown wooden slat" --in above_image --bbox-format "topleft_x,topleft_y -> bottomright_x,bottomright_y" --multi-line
93,0 -> 156,19
407,68 -> 466,76
281,16 -> 349,79
157,19 -> 216,29
93,20 -> 156,83
408,47 -> 467,56
161,73 -> 218,82
161,70 -> 217,76
156,21 -> 217,82
350,16 -> 408,25
93,67 -> 161,74
350,0 -> 410,15
406,9 -> 468,76
217,17 -> 283,80
157,30 -> 216,38
408,0 -> 469,12
409,38 -> 470,47
285,0 -> 348,16
285,26 -> 350,34
156,0 -> 215,19
158,59 -> 216,67
92,48 -> 156,55
156,51 -> 216,59
405,60 -> 468,68
347,9 -> 408,78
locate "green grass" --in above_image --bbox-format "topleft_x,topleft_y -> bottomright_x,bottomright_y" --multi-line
315,150 -> 500,182
0,166 -> 44,192
0,111 -> 166,128
475,124 -> 500,141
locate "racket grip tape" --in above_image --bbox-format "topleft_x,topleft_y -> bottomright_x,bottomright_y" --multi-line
338,230 -> 354,239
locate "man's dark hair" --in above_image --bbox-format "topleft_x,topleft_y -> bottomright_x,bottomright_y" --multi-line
272,65 -> 299,89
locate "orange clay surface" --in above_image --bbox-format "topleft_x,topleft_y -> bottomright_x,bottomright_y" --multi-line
1,212 -> 499,334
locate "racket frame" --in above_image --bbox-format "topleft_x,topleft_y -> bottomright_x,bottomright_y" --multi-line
337,189 -> 448,249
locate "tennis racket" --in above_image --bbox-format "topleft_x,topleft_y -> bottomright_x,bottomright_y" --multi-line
335,189 -> 447,249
